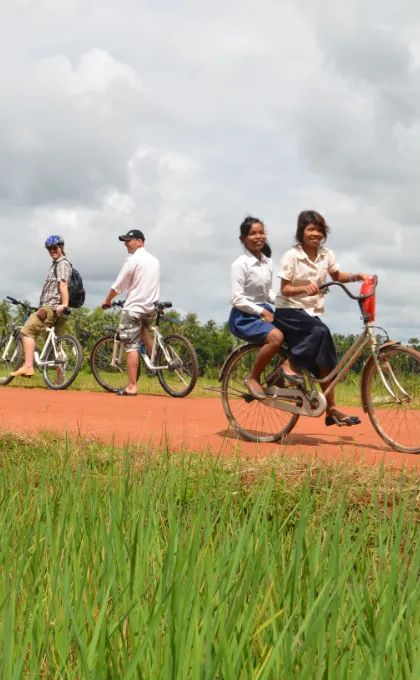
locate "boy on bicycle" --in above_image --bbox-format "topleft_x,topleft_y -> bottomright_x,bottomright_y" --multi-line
11,235 -> 71,378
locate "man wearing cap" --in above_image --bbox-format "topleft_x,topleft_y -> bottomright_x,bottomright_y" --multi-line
102,229 -> 160,396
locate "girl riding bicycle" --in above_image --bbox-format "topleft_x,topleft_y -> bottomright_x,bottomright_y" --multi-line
274,210 -> 373,426
228,216 -> 299,400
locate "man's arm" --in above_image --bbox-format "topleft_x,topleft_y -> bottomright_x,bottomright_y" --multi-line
55,262 -> 71,315
59,281 -> 69,306
101,288 -> 119,309
101,259 -> 133,309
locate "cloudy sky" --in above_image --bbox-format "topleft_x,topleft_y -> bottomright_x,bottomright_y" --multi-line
1,0 -> 419,339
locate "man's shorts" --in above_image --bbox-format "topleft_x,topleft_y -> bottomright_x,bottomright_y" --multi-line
119,309 -> 155,352
21,306 -> 66,340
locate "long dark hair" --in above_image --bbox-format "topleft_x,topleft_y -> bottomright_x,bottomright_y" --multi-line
239,216 -> 272,258
295,210 -> 330,246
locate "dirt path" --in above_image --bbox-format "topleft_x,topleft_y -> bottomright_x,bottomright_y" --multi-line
0,387 -> 419,469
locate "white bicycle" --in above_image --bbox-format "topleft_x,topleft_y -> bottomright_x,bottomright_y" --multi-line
0,296 -> 83,390
90,300 -> 199,398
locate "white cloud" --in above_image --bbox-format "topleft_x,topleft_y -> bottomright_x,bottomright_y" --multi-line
32,49 -> 144,97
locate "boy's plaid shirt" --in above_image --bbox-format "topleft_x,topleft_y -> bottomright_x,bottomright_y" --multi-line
39,257 -> 71,308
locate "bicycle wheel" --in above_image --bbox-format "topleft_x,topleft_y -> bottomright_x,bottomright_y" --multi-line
90,335 -> 140,393
362,345 -> 420,453
43,334 -> 83,390
0,335 -> 23,385
221,343 -> 299,443
156,333 -> 198,397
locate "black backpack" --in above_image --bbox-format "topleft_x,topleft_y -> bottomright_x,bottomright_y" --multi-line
54,260 -> 86,308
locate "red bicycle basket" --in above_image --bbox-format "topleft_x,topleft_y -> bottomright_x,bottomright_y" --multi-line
360,276 -> 376,322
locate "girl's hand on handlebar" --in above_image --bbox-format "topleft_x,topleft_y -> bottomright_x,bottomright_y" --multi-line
261,309 -> 274,323
359,273 -> 373,281
304,282 -> 319,296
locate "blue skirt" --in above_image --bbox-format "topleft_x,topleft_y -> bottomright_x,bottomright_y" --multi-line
229,304 -> 276,344
274,307 -> 337,373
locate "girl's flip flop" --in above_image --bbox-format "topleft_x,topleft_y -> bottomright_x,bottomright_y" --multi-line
244,377 -> 266,400
325,413 -> 361,427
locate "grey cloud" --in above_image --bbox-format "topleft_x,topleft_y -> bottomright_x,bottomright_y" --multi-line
0,0 -> 419,340
290,0 -> 420,341
0,49 -> 167,208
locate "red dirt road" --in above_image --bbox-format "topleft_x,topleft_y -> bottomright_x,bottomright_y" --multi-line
0,387 -> 419,469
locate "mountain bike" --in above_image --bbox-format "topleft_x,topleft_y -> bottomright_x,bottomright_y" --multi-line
90,300 -> 199,397
220,278 -> 420,454
0,296 -> 83,390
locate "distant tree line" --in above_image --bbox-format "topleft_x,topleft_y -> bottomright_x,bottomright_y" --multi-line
1,298 -> 419,378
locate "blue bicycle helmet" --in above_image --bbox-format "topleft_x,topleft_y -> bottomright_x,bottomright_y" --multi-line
45,235 -> 65,249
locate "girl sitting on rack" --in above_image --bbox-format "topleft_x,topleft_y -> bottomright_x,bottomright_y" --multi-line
229,216 -> 300,400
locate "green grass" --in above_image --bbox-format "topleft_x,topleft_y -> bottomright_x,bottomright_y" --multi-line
1,431 -> 420,678
8,368 -> 221,397
6,367 -> 364,404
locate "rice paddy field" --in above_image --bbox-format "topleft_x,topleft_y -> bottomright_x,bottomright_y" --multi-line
1,431 -> 420,678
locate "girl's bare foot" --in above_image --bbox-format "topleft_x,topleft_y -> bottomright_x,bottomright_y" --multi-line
244,376 -> 266,400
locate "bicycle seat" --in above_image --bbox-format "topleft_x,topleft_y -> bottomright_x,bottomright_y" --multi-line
155,301 -> 172,310
104,326 -> 118,333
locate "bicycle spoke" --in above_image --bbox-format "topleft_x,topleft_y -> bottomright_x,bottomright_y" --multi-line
363,346 -> 420,453
156,334 -> 198,398
43,335 -> 82,391
0,335 -> 23,385
90,336 -> 136,393
221,345 -> 299,443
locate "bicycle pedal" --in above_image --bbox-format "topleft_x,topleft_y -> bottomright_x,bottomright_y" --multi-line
146,369 -> 157,378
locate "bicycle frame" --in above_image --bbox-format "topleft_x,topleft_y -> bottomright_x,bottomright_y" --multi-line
1,330 -> 20,363
1,326 -> 63,369
261,277 -> 407,416
34,327 -> 62,367
309,326 -> 373,395
108,300 -> 185,373
110,325 -> 183,372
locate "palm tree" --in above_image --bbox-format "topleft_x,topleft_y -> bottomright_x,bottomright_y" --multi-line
408,338 -> 420,352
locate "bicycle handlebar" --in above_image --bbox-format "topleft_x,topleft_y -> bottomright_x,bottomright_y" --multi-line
6,296 -> 37,311
319,276 -> 378,301
6,296 -> 71,317
103,300 -> 172,312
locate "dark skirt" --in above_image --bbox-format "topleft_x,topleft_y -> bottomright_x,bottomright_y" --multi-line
229,304 -> 276,344
274,307 -> 337,373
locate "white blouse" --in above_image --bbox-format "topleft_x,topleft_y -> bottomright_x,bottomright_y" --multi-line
276,245 -> 339,316
230,252 -> 275,316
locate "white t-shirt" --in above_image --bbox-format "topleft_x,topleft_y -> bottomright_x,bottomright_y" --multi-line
112,247 -> 160,313
230,252 -> 275,316
276,245 -> 339,316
